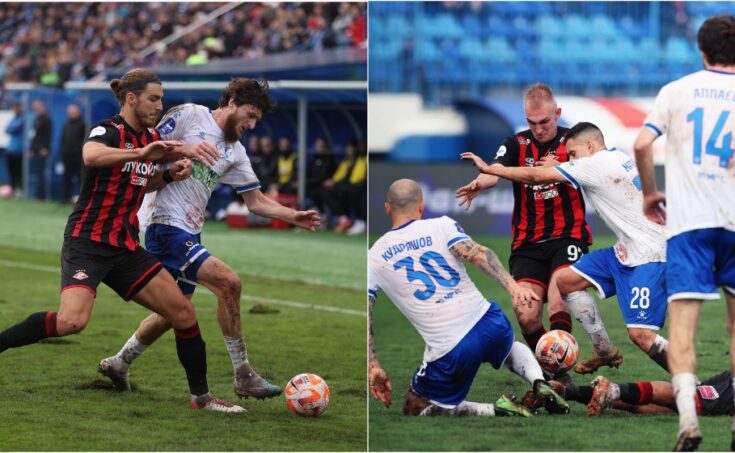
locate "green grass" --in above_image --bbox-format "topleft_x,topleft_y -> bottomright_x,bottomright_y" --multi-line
370,234 -> 734,451
0,198 -> 366,451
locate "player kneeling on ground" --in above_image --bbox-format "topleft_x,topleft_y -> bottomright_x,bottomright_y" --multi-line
368,179 -> 569,417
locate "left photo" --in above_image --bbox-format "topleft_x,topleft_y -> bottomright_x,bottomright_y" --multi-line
0,3 -> 367,451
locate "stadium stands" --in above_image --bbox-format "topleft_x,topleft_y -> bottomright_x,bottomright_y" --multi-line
0,2 -> 366,85
369,1 -> 732,102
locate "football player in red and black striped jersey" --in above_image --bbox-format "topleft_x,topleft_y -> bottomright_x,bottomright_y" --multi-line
0,68 -> 243,413
457,84 -> 623,375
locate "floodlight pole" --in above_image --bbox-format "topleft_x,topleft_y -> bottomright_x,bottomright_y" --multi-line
297,93 -> 308,209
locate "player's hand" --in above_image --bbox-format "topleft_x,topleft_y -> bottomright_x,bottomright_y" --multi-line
140,140 -> 183,161
456,178 -> 482,211
169,158 -> 192,181
509,284 -> 541,307
642,192 -> 666,225
536,155 -> 559,167
369,365 -> 392,408
460,152 -> 493,174
293,209 -> 321,231
179,141 -> 221,167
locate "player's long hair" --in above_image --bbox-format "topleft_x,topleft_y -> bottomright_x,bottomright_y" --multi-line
109,68 -> 162,106
698,15 -> 735,66
218,78 -> 276,114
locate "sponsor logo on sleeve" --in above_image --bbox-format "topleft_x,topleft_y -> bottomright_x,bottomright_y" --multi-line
496,145 -> 507,157
157,117 -> 176,135
89,126 -> 106,138
454,222 -> 465,234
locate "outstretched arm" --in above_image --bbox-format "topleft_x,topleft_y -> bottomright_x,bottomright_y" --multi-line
369,294 -> 392,408
449,239 -> 539,305
83,140 -> 183,168
146,159 -> 192,193
461,152 -> 565,185
240,189 -> 320,231
455,173 -> 500,211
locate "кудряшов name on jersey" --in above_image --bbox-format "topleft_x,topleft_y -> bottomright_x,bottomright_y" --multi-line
381,236 -> 433,262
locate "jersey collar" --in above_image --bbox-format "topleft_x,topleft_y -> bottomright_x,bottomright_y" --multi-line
391,219 -> 416,231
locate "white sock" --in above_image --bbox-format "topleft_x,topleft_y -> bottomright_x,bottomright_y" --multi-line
505,341 -> 545,383
419,402 -> 495,416
646,334 -> 670,372
732,377 -> 735,433
117,333 -> 149,366
564,291 -> 614,355
224,335 -> 249,371
609,383 -> 621,401
672,372 -> 699,433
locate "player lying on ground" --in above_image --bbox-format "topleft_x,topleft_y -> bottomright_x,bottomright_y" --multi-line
522,371 -> 733,418
462,122 -> 669,373
0,68 -> 244,412
455,84 -> 618,376
99,78 -> 320,401
369,178 -> 569,417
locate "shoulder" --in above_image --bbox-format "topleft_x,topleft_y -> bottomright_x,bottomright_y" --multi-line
87,118 -> 120,139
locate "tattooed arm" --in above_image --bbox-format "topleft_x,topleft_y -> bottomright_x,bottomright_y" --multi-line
449,239 -> 539,305
368,294 -> 392,408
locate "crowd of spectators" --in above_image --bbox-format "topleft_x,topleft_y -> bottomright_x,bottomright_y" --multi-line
0,2 -> 367,85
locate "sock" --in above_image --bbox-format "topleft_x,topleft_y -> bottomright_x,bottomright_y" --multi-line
619,382 -> 653,405
646,335 -> 670,372
174,322 -> 208,397
505,341 -> 545,383
420,402 -> 495,416
564,291 -> 614,355
117,333 -> 149,365
732,377 -> 735,433
549,312 -> 572,333
191,393 -> 211,406
673,372 -> 699,433
0,311 -> 58,353
522,327 -> 547,352
224,335 -> 249,371
566,384 -> 593,404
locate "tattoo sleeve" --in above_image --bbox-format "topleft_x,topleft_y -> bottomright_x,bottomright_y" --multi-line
368,295 -> 378,366
450,240 -> 514,291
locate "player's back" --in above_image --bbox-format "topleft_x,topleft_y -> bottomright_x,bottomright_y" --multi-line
368,216 -> 491,362
645,70 -> 735,237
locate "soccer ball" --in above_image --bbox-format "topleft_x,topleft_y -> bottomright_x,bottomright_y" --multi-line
534,330 -> 579,373
284,373 -> 330,417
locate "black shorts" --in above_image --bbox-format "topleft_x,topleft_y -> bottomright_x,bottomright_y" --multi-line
60,237 -> 163,301
697,371 -> 733,416
509,238 -> 589,291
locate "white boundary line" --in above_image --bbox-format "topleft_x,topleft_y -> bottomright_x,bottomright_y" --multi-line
0,258 -> 365,317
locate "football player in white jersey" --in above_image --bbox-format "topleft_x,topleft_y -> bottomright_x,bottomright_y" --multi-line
98,79 -> 320,402
462,122 -> 670,374
369,179 -> 569,417
633,16 -> 735,452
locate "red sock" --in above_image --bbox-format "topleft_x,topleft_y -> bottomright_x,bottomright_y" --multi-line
45,311 -> 58,337
549,312 -> 572,333
523,327 -> 547,351
635,381 -> 653,405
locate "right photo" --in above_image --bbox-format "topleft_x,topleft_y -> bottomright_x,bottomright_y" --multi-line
368,2 -> 735,451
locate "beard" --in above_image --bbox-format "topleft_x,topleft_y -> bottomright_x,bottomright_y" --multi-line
223,112 -> 241,142
134,105 -> 156,128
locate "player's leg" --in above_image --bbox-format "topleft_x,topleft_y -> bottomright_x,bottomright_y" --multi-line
0,238 -> 104,352
0,287 -> 95,352
557,248 -> 622,373
726,292 -> 735,449
627,327 -> 669,371
508,246 -> 548,350
547,239 -> 593,335
196,255 -> 281,399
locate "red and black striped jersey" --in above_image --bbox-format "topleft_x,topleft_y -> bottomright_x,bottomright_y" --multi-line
64,115 -> 160,251
491,127 -> 592,250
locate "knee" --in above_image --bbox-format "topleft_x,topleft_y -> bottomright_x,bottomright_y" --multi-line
56,312 -> 90,335
216,272 -> 242,303
515,308 -> 541,332
628,328 -> 655,351
169,297 -> 197,329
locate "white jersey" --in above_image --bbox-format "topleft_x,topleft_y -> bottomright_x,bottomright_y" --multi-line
556,149 -> 666,266
644,69 -> 735,238
368,216 -> 491,363
142,104 -> 261,234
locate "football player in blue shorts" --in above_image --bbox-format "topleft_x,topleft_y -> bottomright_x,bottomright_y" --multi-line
98,79 -> 320,402
369,179 -> 569,417
462,122 -> 670,374
634,15 -> 735,451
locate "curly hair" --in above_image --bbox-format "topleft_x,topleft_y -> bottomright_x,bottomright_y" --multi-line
218,78 -> 276,114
